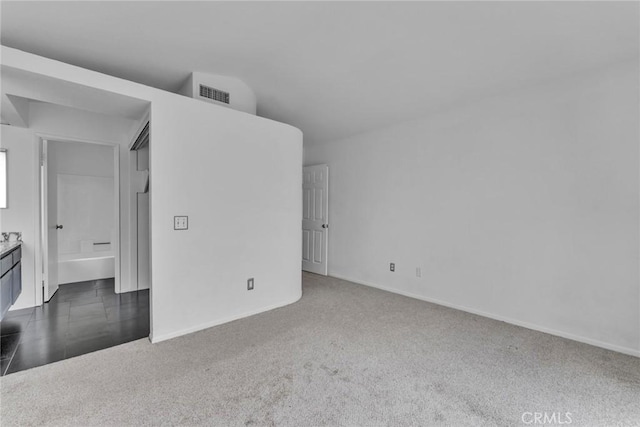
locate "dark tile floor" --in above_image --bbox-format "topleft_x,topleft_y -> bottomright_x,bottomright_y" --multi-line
0,278 -> 149,375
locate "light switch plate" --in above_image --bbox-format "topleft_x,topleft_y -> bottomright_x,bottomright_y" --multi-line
174,216 -> 188,230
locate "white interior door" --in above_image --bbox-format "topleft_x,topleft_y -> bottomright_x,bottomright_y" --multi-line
41,140 -> 59,301
302,164 -> 329,275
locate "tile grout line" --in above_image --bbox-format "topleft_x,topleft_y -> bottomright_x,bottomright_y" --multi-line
2,308 -> 34,376
101,283 -> 114,345
3,334 -> 21,375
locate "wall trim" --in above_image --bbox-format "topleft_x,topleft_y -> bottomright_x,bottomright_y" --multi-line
330,273 -> 640,358
150,293 -> 302,344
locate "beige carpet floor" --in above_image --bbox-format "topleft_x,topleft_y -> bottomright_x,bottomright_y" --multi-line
1,273 -> 639,426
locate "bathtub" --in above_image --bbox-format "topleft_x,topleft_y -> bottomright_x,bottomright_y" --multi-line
58,250 -> 115,285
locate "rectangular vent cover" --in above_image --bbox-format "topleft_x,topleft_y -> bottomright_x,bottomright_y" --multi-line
199,85 -> 230,104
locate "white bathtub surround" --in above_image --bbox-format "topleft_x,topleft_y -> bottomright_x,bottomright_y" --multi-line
54,142 -> 115,257
56,173 -> 114,255
58,250 -> 115,285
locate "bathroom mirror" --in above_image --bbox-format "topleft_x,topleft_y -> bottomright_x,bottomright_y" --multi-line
0,149 -> 6,208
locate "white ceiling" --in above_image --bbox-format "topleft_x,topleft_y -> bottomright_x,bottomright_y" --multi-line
1,1 -> 638,145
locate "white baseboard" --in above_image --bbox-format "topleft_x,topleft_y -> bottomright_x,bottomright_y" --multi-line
150,293 -> 302,344
330,273 -> 640,358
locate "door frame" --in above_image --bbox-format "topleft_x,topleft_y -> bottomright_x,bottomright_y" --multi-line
36,133 -> 120,305
128,115 -> 150,293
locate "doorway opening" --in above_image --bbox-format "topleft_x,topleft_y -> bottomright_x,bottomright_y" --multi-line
0,66 -> 152,375
0,132 -> 151,375
40,138 -> 119,301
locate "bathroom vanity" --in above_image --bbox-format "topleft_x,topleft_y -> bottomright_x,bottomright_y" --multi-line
0,241 -> 22,320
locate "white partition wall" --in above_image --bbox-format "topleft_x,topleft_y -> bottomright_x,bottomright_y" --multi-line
149,95 -> 303,342
1,46 -> 303,342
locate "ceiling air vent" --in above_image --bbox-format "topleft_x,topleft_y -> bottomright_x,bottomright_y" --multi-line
199,84 -> 230,104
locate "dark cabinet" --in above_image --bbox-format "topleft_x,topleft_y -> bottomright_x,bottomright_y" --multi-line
0,245 -> 22,320
12,261 -> 21,304
0,270 -> 11,319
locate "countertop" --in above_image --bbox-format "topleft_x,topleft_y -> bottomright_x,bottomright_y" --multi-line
0,241 -> 22,258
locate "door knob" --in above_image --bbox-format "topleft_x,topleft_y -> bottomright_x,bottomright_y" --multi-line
56,224 -> 63,229
322,224 -> 329,229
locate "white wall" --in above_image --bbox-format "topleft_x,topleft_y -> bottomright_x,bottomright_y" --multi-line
51,140 -> 114,178
149,95 -> 302,341
305,61 -> 640,356
2,46 -> 302,343
0,125 -> 38,310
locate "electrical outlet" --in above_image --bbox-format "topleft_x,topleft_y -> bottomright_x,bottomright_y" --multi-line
174,216 -> 188,230
416,267 -> 422,278
247,278 -> 254,290
390,263 -> 395,272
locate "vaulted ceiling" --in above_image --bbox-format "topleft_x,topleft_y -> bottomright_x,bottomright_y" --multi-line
1,1 -> 638,145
